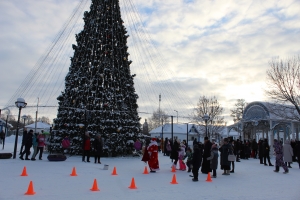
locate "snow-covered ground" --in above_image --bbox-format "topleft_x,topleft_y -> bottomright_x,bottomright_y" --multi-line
1,136 -> 299,200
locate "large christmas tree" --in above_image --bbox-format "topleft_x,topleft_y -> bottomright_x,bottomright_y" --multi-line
51,0 -> 141,157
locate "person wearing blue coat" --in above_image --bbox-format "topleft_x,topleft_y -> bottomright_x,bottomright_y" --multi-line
31,132 -> 39,161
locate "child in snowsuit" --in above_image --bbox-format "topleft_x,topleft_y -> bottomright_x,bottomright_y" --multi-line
184,147 -> 193,172
178,143 -> 186,171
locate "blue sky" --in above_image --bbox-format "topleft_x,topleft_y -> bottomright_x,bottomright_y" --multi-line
0,0 -> 300,125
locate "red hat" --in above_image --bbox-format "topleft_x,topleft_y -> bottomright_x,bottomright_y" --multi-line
151,138 -> 157,141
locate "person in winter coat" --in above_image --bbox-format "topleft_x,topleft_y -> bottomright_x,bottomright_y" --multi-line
36,132 -> 46,160
219,138 -> 232,175
93,134 -> 103,164
170,139 -> 180,168
263,139 -> 273,166
273,139 -> 289,174
147,138 -> 160,172
251,139 -> 258,159
191,144 -> 202,181
19,128 -> 28,155
31,132 -> 39,161
290,140 -> 297,162
141,139 -> 150,163
283,140 -> 293,168
235,139 -> 241,162
258,139 -> 264,164
184,147 -> 193,172
165,139 -> 172,156
201,137 -> 212,174
178,143 -> 186,171
164,137 -> 168,156
244,142 -> 250,160
230,140 -> 235,173
207,144 -> 219,178
82,132 -> 91,162
19,130 -> 33,160
134,139 -> 142,151
62,135 -> 71,154
296,141 -> 300,169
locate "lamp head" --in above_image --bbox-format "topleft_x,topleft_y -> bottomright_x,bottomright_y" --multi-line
15,98 -> 27,108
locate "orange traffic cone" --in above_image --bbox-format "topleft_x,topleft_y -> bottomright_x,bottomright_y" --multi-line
70,167 -> 77,176
206,172 -> 212,182
111,166 -> 118,175
170,174 -> 178,184
25,181 -> 36,195
90,179 -> 100,191
21,166 -> 28,176
128,177 -> 137,189
143,166 -> 149,174
171,165 -> 176,172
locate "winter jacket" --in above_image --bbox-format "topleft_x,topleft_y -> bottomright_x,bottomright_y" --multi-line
22,131 -> 28,144
203,140 -> 212,159
134,141 -> 142,150
192,146 -> 202,169
93,138 -> 103,156
37,134 -> 46,147
219,143 -> 232,166
283,140 -> 293,162
170,141 -> 180,160
32,134 -> 38,147
178,146 -> 185,160
252,140 -> 258,150
263,140 -> 270,155
258,140 -> 264,158
184,151 -> 193,162
25,133 -> 33,147
83,136 -> 91,151
296,141 -> 300,161
62,137 -> 70,148
207,148 -> 219,170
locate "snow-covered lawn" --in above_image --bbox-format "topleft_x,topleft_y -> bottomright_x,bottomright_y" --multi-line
1,136 -> 299,200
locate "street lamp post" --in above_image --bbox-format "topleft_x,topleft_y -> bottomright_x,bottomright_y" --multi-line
13,98 -> 27,159
174,110 -> 178,124
202,114 -> 210,138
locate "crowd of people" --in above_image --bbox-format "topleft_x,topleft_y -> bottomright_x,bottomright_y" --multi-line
17,128 -> 300,178
140,136 -> 300,182
19,128 -> 46,160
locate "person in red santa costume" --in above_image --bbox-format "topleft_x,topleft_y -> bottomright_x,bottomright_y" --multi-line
147,138 -> 160,173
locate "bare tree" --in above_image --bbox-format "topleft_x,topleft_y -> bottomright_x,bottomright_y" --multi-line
26,115 -> 35,125
230,99 -> 247,122
38,116 -> 51,124
192,96 -> 225,138
265,55 -> 300,120
147,109 -> 170,131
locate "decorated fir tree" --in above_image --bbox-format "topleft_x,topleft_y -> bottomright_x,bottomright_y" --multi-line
51,0 -> 141,156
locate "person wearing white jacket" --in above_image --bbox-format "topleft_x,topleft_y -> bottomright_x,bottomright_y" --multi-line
283,140 -> 293,168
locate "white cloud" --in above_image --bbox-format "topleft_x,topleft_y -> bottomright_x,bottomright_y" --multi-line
0,0 -> 300,125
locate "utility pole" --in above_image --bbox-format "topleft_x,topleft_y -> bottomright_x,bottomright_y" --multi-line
35,98 -> 39,133
158,94 -> 164,138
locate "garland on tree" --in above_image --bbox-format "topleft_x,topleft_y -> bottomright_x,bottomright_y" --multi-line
50,0 -> 141,157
